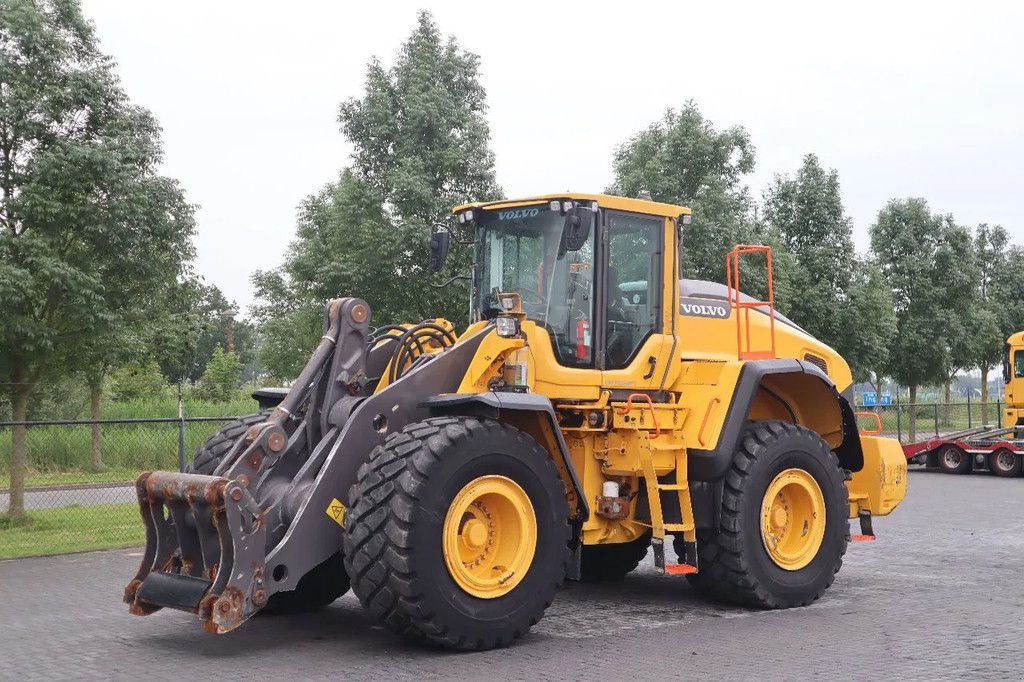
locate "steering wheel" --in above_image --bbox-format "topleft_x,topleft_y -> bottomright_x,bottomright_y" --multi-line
508,285 -> 548,306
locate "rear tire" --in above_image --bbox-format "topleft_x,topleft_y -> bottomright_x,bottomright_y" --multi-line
678,421 -> 848,609
936,445 -> 971,474
989,449 -> 1022,477
579,534 -> 651,582
344,416 -> 571,650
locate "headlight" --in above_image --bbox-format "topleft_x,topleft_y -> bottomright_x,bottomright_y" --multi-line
495,315 -> 519,338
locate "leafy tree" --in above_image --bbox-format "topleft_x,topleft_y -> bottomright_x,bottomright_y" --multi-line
107,359 -> 170,402
150,279 -> 254,385
762,154 -> 856,355
255,12 -> 502,372
0,0 -> 195,517
870,198 -> 948,440
932,220 -> 979,414
841,259 -> 897,396
198,346 -> 241,403
968,225 -> 1022,419
608,101 -> 757,281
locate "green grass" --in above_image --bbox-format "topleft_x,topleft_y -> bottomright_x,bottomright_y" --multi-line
0,399 -> 254,486
0,421 -> 231,485
102,395 -> 258,419
0,468 -> 140,490
0,503 -> 144,559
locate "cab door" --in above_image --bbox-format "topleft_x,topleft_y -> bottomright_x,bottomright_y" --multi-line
1007,343 -> 1024,415
599,211 -> 675,391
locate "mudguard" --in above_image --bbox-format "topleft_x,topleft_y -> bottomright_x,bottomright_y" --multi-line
422,391 -> 589,522
688,359 -> 864,481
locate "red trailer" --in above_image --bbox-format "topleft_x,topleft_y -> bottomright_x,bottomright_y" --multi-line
901,425 -> 1024,477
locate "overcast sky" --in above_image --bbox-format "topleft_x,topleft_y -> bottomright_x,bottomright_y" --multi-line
80,0 -> 1024,313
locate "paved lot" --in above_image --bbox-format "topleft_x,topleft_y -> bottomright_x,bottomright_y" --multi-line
0,482 -> 135,511
2,470 -> 1022,681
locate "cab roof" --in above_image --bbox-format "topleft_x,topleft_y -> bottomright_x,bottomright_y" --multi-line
1009,331 -> 1024,346
453,192 -> 691,219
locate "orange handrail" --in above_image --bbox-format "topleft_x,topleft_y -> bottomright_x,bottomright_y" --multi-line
725,245 -> 777,361
855,411 -> 883,435
698,397 -> 721,447
615,393 -> 661,438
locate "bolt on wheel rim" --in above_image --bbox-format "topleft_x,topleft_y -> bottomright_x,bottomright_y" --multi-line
760,468 -> 826,571
442,475 -> 537,599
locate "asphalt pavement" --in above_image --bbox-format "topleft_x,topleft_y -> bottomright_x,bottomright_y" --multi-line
1,470 -> 1022,680
0,482 -> 135,511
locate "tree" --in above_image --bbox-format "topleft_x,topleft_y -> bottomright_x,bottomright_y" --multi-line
0,0 -> 195,517
932,219 -> 979,416
869,198 -> 948,441
107,359 -> 170,402
150,279 -> 252,385
608,101 -> 757,281
969,225 -> 1015,420
254,11 -> 502,370
762,154 -> 856,355
198,346 -> 241,402
841,259 -> 897,396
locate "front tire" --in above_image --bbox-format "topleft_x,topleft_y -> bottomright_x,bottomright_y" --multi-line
679,421 -> 848,609
343,416 -> 572,650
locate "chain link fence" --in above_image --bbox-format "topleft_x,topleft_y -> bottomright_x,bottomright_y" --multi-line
854,401 -> 1005,443
0,416 -> 239,559
0,401 -> 1013,560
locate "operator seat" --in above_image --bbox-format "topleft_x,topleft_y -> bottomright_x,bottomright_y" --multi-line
606,267 -> 632,366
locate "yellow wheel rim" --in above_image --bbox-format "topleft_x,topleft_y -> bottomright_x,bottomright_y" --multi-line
760,468 -> 826,571
442,475 -> 537,599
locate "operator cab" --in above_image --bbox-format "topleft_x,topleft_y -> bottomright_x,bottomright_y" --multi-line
444,194 -> 689,373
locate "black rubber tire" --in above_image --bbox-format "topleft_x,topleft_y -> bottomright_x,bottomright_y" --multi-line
579,534 -> 651,581
188,411 -> 275,474
261,552 -> 350,614
188,411 -> 345,612
988,449 -> 1022,477
343,416 -> 572,650
675,420 -> 848,609
936,444 -> 971,475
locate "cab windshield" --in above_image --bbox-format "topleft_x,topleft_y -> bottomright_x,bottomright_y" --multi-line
475,204 -> 595,366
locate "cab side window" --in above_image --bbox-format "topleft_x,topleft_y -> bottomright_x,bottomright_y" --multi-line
605,213 -> 661,368
1015,350 -> 1024,378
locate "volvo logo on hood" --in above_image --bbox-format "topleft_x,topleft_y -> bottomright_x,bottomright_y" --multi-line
679,297 -> 730,319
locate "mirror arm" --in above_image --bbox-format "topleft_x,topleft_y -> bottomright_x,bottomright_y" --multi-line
428,274 -> 472,289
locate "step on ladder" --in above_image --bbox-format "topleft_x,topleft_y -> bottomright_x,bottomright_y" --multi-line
620,394 -> 698,575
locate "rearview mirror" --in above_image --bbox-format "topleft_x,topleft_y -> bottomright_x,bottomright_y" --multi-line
562,206 -> 594,252
428,231 -> 450,273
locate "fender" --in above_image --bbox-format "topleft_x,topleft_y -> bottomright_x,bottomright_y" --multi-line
689,359 -> 864,481
423,392 -> 589,522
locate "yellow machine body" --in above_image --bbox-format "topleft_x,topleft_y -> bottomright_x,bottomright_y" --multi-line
1004,331 -> 1024,426
442,192 -> 906,549
124,191 -> 909,643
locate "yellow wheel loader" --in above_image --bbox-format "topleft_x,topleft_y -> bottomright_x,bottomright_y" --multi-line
123,193 -> 906,649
